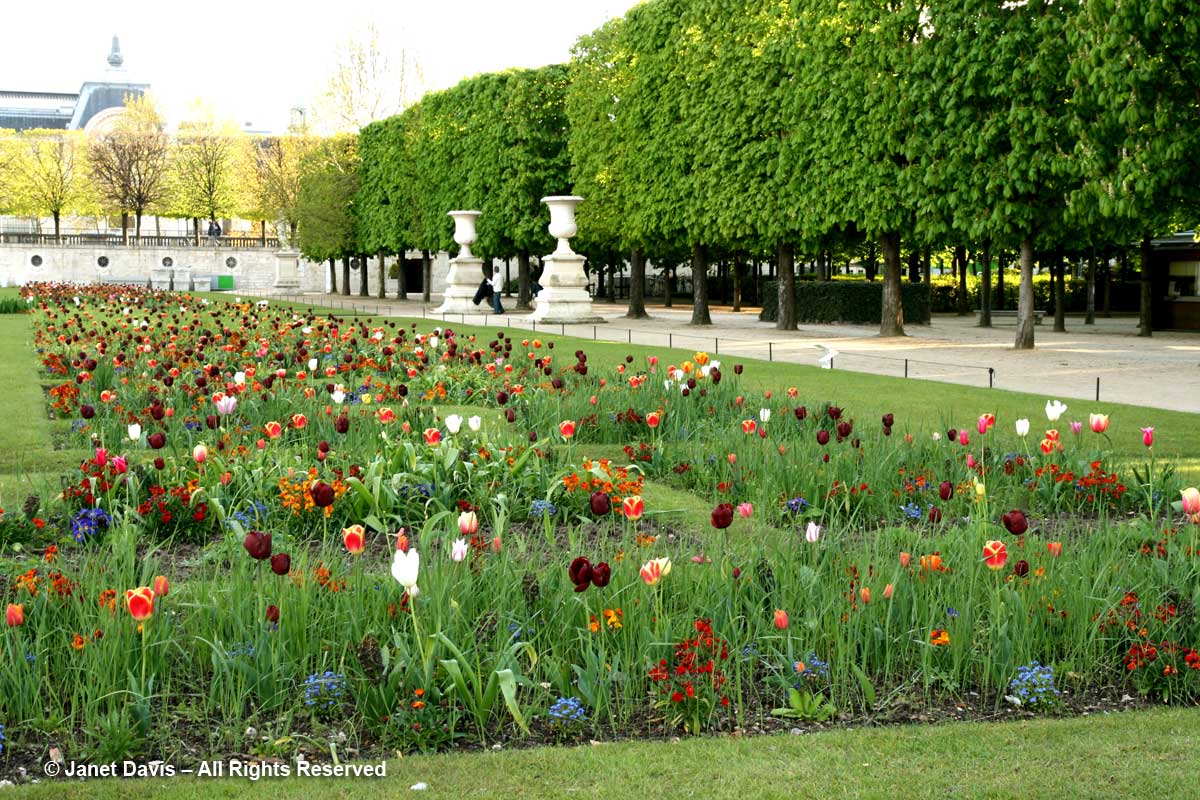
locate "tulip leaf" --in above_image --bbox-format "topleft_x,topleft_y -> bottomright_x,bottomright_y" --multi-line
495,668 -> 528,733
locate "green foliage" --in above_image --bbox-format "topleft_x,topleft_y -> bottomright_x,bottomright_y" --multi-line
759,280 -> 931,324
296,134 -> 359,262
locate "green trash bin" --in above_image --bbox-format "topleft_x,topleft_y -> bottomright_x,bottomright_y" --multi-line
211,275 -> 235,291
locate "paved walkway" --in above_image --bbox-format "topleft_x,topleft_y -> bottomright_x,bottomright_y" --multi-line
274,293 -> 1200,413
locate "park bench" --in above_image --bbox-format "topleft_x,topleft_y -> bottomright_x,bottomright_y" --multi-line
976,309 -> 1044,325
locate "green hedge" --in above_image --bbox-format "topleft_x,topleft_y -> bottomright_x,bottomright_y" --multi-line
926,273 -> 1140,314
759,280 -> 931,324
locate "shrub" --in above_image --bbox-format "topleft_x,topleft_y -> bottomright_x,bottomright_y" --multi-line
759,280 -> 931,324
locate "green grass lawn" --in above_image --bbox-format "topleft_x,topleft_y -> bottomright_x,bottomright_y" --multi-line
10,708 -> 1198,799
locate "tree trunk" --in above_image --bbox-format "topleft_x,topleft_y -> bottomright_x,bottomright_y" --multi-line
627,248 -> 648,319
732,250 -> 743,311
777,241 -> 797,331
194,217 -> 200,246
1102,255 -> 1112,317
866,242 -> 877,282
260,221 -> 266,246
377,251 -> 386,300
664,264 -> 673,308
328,258 -> 337,294
53,211 -> 61,243
996,252 -> 1005,310
597,261 -> 606,299
955,245 -> 969,315
922,248 -> 931,284
1015,237 -> 1036,349
359,255 -> 369,297
517,252 -> 532,310
342,256 -> 351,296
1138,236 -> 1153,337
421,250 -> 432,302
504,258 -> 511,296
396,253 -> 407,300
1053,249 -> 1066,332
979,242 -> 992,327
120,212 -> 128,244
690,243 -> 712,325
908,249 -> 921,283
1085,253 -> 1095,325
880,233 -> 905,337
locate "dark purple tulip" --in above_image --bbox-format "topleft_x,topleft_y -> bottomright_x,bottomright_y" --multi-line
939,481 -> 954,501
711,502 -> 734,530
1002,510 -> 1029,536
265,605 -> 280,623
795,406 -> 807,420
270,553 -> 291,576
882,413 -> 894,428
147,432 -> 166,450
928,506 -> 942,523
816,430 -> 830,446
206,415 -> 219,430
334,415 -> 350,434
81,404 -> 95,419
1013,560 -> 1030,578
243,530 -> 272,560
310,481 -> 335,508
590,491 -> 611,516
828,406 -> 842,420
568,557 -> 593,592
591,562 -> 611,588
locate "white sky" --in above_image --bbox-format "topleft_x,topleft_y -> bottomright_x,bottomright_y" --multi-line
1,0 -> 640,133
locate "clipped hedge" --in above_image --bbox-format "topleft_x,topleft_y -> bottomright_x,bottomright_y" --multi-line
759,280 -> 931,324
926,273 -> 1139,314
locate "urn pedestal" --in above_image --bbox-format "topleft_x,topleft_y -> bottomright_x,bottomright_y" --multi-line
274,250 -> 301,290
433,210 -> 485,315
529,196 -> 603,324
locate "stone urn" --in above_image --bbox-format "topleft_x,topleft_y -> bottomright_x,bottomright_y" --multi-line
449,210 -> 482,259
543,196 -> 583,255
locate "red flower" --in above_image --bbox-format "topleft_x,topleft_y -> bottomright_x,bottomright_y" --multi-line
271,553 -> 291,576
568,557 -> 593,592
265,604 -> 280,623
243,530 -> 272,560
983,540 -> 1008,570
710,503 -> 734,530
1001,510 -> 1028,536
591,561 -> 611,588
590,491 -> 611,516
310,481 -> 335,508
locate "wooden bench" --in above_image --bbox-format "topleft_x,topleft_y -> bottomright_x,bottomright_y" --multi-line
976,309 -> 1044,325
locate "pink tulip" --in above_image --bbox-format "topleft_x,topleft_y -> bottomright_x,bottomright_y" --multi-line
95,447 -> 108,467
1141,427 -> 1154,448
1069,420 -> 1083,435
111,455 -> 128,473
193,444 -> 208,464
737,502 -> 753,518
958,430 -> 969,446
966,453 -> 976,469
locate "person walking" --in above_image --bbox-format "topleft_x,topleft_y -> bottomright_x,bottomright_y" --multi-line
490,266 -> 504,314
207,220 -> 222,246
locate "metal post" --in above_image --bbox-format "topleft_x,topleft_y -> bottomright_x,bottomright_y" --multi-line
593,325 -> 597,340
628,329 -> 632,344
669,333 -> 673,349
714,338 -> 719,354
1095,377 -> 1100,402
904,359 -> 908,378
768,342 -> 773,361
988,367 -> 994,389
561,324 -> 565,336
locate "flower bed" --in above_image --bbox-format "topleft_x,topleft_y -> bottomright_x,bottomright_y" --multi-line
0,283 -> 1197,775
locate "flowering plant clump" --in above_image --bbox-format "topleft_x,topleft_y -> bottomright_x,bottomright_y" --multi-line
1007,662 -> 1061,708
69,507 -> 112,543
648,619 -> 731,734
548,696 -> 588,727
303,671 -> 347,711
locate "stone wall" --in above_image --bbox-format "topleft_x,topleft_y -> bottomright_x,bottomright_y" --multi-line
0,243 -> 451,297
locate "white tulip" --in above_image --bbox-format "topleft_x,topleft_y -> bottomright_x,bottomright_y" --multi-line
451,538 -> 469,562
308,358 -> 318,371
128,423 -> 142,441
805,522 -> 821,543
1015,418 -> 1030,437
234,371 -> 246,386
467,415 -> 482,432
1045,399 -> 1067,422
759,408 -> 771,423
391,549 -> 420,596
445,414 -> 463,434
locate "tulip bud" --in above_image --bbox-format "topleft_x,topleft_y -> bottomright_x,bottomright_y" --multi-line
939,481 -> 954,501
152,575 -> 170,597
590,492 -> 611,516
265,605 -> 280,624
271,553 -> 291,576
773,609 -> 789,629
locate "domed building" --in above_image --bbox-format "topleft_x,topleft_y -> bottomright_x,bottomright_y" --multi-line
0,36 -> 148,133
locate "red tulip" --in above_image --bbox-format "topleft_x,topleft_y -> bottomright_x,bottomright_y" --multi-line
271,553 -> 291,575
152,575 -> 169,598
711,503 -> 734,530
646,411 -> 662,429
939,481 -> 954,501
1141,427 -> 1154,448
5,603 -> 24,627
125,587 -> 155,621
621,495 -> 644,521
983,540 -> 1008,570
265,604 -> 280,623
423,428 -> 442,446
773,609 -> 789,629
1001,510 -> 1028,536
559,419 -> 576,439
343,524 -> 366,555
243,530 -> 272,560
264,420 -> 283,439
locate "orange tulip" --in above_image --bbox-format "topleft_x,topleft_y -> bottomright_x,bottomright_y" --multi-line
152,575 -> 170,598
930,628 -> 950,646
983,540 -> 1008,570
264,420 -> 283,439
883,583 -> 894,600
899,551 -> 912,568
860,587 -> 871,605
343,524 -> 366,555
5,602 -> 24,627
126,587 -> 155,621
773,609 -> 789,629
621,495 -> 644,521
1046,541 -> 1063,558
